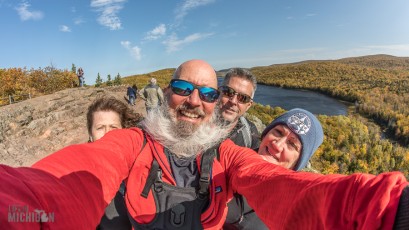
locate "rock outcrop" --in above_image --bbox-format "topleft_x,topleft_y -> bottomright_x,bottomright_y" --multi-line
0,86 -> 146,167
0,86 -> 267,168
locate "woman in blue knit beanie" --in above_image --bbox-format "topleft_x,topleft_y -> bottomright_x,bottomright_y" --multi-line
223,108 -> 325,230
258,108 -> 324,171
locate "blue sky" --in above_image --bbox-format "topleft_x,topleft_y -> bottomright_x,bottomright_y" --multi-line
1,0 -> 409,84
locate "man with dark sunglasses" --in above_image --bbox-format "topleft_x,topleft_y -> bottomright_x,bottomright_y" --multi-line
2,60 -> 409,230
218,68 -> 260,149
219,68 -> 266,230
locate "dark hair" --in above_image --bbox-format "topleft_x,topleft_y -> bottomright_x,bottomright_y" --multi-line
86,96 -> 142,135
222,68 -> 257,97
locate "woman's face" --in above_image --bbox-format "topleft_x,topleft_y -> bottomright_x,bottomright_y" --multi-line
258,124 -> 302,169
90,110 -> 122,141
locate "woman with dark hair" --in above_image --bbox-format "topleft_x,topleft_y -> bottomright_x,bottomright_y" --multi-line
86,96 -> 142,229
86,96 -> 142,142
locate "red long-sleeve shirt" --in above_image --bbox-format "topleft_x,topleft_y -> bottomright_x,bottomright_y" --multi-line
0,127 -> 407,229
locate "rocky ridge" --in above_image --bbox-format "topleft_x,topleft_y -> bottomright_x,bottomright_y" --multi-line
0,86 -> 146,167
0,85 -> 265,167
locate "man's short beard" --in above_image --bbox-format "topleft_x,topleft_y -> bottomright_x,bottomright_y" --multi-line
140,99 -> 232,159
217,100 -> 239,126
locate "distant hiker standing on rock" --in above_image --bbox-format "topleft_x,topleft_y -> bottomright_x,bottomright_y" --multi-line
77,67 -> 84,87
126,84 -> 138,106
139,78 -> 164,114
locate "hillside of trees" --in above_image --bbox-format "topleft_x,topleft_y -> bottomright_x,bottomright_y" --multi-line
121,68 -> 175,89
338,54 -> 409,71
0,66 -> 77,106
281,54 -> 409,71
251,55 -> 409,145
0,64 -> 130,106
247,103 -> 409,177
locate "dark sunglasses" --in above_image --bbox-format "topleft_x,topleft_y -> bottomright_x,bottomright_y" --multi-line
219,85 -> 253,104
169,79 -> 220,103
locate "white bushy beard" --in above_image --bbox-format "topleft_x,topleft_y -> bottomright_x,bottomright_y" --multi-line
141,99 -> 232,159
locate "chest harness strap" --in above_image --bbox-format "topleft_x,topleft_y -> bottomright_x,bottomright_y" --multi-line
133,147 -> 217,230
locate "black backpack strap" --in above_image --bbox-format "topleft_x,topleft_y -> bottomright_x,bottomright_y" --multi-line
238,194 -> 245,223
119,181 -> 126,197
239,116 -> 252,148
141,159 -> 160,198
198,146 -> 217,200
230,194 -> 245,224
141,132 -> 147,148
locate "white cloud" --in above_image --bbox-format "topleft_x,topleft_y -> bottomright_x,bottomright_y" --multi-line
365,44 -> 409,52
174,0 -> 215,25
59,25 -> 71,32
120,41 -> 131,48
129,46 -> 142,60
15,2 -> 43,21
306,13 -> 316,17
144,24 -> 167,41
163,32 -> 213,52
90,0 -> 127,30
74,17 -> 85,25
121,41 -> 141,60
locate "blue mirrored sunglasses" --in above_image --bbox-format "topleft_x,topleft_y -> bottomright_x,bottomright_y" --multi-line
169,79 -> 220,103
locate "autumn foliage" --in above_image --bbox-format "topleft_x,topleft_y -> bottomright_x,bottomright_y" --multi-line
121,68 -> 175,89
0,67 -> 77,105
251,55 -> 409,145
247,103 -> 409,178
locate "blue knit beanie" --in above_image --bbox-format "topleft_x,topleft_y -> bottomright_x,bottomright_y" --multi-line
261,108 -> 324,171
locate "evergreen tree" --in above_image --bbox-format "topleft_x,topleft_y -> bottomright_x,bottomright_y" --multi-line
114,73 -> 122,85
95,73 -> 103,87
71,64 -> 76,74
106,74 -> 112,86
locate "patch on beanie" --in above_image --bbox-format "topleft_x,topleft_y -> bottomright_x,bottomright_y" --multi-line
287,112 -> 311,135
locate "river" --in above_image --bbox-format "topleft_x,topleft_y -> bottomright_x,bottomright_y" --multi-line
218,78 -> 348,116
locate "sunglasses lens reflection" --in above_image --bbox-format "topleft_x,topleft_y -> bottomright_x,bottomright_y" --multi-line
199,87 -> 220,102
220,86 -> 251,103
171,80 -> 193,96
170,80 -> 219,103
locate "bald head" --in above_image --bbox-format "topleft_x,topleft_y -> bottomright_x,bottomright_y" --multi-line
172,59 -> 217,89
165,59 -> 219,127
